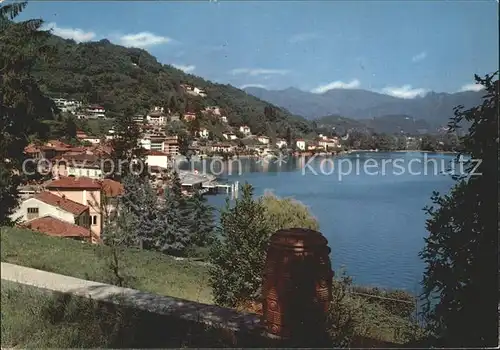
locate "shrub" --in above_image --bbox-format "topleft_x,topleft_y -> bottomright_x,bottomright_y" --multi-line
261,191 -> 319,232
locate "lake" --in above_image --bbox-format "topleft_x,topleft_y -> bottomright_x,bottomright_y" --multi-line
185,152 -> 457,292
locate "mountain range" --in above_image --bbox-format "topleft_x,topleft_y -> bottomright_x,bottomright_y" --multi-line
243,86 -> 483,129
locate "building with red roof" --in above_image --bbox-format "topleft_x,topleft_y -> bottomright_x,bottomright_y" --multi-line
10,191 -> 91,232
23,215 -> 91,240
45,177 -> 103,242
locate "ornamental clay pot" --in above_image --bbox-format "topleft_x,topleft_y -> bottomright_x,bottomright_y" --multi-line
262,228 -> 333,342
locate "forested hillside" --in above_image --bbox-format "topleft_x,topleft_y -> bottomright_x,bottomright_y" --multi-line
32,36 -> 313,138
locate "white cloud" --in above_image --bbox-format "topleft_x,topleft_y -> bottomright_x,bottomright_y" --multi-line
411,51 -> 427,63
311,79 -> 361,93
288,32 -> 319,44
382,85 -> 428,99
45,22 -> 95,42
119,32 -> 171,48
230,68 -> 290,76
459,83 -> 485,92
240,84 -> 267,89
172,64 -> 195,73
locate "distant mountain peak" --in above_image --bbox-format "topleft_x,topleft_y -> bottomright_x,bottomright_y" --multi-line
243,85 -> 483,125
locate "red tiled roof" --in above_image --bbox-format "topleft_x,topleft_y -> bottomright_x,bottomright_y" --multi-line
100,179 -> 124,198
24,144 -> 40,154
46,140 -> 72,148
34,191 -> 89,215
23,216 -> 90,238
46,176 -> 101,190
147,150 -> 168,156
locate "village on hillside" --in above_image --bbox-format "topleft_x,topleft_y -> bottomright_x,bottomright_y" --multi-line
13,83 -> 346,244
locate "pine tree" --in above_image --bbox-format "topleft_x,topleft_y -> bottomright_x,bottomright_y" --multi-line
159,172 -> 193,255
187,190 -> 215,247
118,174 -> 159,249
110,108 -> 145,180
208,183 -> 270,307
0,2 -> 55,225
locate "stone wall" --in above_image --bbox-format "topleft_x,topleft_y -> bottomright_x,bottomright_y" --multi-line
1,262 -> 261,336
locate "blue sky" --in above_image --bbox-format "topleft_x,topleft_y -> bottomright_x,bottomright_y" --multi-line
19,1 -> 498,98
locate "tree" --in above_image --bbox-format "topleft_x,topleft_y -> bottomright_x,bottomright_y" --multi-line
186,190 -> 215,247
420,135 -> 436,152
0,2 -> 55,225
419,73 -> 498,347
117,174 -> 158,249
109,108 -> 144,180
261,191 -> 319,232
177,130 -> 194,163
159,172 -> 193,255
209,183 -> 270,307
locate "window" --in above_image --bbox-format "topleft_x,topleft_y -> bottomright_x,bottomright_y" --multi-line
92,215 -> 97,226
27,207 -> 39,220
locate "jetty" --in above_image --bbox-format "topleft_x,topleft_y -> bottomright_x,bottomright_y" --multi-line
178,170 -> 239,198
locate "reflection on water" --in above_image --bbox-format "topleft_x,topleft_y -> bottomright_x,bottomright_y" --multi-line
182,152 -> 456,291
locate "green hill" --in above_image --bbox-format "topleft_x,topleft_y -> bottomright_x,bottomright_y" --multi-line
33,36 -> 313,138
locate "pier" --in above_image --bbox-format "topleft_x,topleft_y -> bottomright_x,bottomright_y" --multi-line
178,170 -> 238,198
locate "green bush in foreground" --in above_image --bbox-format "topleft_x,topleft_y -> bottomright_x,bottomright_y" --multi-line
261,191 -> 319,232
209,184 -> 320,308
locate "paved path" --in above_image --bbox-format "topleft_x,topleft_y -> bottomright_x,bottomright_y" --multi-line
1,262 -> 260,332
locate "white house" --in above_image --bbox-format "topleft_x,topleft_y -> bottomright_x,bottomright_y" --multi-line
146,107 -> 166,125
54,98 -> 82,114
193,87 -> 207,97
67,163 -> 102,179
257,136 -> 270,145
83,137 -> 100,145
86,105 -> 106,119
296,139 -> 306,151
239,125 -> 251,136
10,191 -> 90,227
276,139 -> 287,149
139,137 -> 152,150
319,137 -> 341,150
198,128 -> 209,139
204,106 -> 221,115
105,129 -> 116,141
223,133 -> 238,140
146,151 -> 170,169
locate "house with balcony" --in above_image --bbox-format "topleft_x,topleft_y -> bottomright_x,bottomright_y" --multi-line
52,154 -> 102,179
164,136 -> 179,156
86,105 -> 106,119
146,107 -> 166,125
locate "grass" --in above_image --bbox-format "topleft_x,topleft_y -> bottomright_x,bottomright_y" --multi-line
1,227 -> 212,304
1,226 -> 423,347
1,281 -> 258,348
